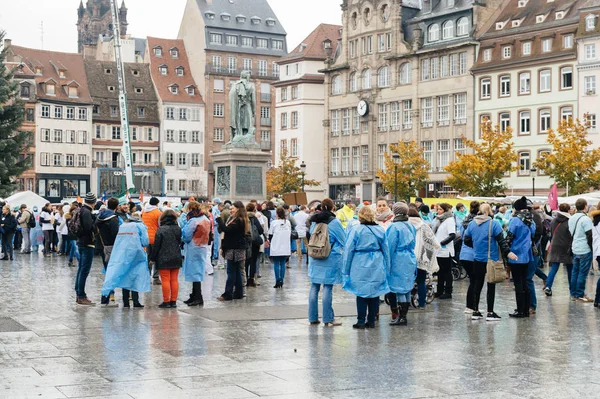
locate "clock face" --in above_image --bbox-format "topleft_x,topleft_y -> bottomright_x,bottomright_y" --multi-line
357,100 -> 369,116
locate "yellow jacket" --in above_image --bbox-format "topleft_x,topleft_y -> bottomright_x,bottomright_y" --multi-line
336,205 -> 355,229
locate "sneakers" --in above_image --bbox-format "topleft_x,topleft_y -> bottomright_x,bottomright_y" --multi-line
158,302 -> 172,308
76,298 -> 95,306
471,311 -> 483,320
576,296 -> 593,303
352,323 -> 367,329
544,287 -> 552,296
102,301 -> 118,308
571,297 -> 578,301
486,312 -> 501,321
464,308 -> 474,314
438,294 -> 452,300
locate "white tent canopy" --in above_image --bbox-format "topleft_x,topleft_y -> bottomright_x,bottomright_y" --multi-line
4,191 -> 48,211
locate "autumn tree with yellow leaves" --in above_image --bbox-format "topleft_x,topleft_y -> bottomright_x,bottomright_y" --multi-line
445,120 -> 517,196
534,117 -> 600,195
266,150 -> 320,196
376,141 -> 430,201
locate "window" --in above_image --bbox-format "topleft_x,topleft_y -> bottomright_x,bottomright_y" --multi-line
26,108 -> 34,122
77,155 -> 86,168
281,113 -> 288,129
40,128 -> 50,142
258,60 -> 268,77
241,36 -> 253,47
227,56 -> 237,73
137,107 -> 146,117
403,100 -> 413,128
53,154 -> 62,167
450,53 -> 458,76
20,84 -> 30,98
191,153 -> 200,167
391,102 -> 400,130
166,130 -> 174,142
272,40 -> 284,50
212,55 -> 222,72
214,128 -> 224,141
421,58 -> 430,81
178,130 -> 187,143
353,108 -> 360,132
561,106 -> 573,121
519,111 -> 531,134
585,44 -> 596,60
503,46 -> 511,59
563,35 -> 573,49
213,79 -> 225,94
226,35 -> 238,46
131,127 -> 137,141
437,140 -> 450,171
428,24 -> 440,41
176,67 -> 184,76
190,131 -> 200,143
66,107 -> 74,120
261,106 -> 270,119
500,112 -> 510,133
519,72 -> 531,94
78,130 -> 88,144
111,106 -> 118,117
46,84 -> 55,95
166,179 -> 174,192
454,93 -> 466,123
341,147 -> 350,175
442,21 -> 454,39
539,70 -> 551,92
561,67 -> 573,89
342,109 -> 349,134
519,151 -> 530,175
378,144 -> 387,171
378,66 -> 390,87
178,153 -> 187,167
522,42 -> 531,55
586,14 -> 596,31
537,150 -> 550,174
213,103 -> 224,117
170,85 -> 178,95
53,129 -> 62,142
349,72 -> 358,92
112,126 -> 121,139
178,180 -> 187,192
154,47 -> 162,57
331,75 -> 342,95
500,75 -> 510,97
288,138 -> 297,157
159,65 -> 167,75
378,104 -> 388,131
457,18 -> 468,36
351,147 -> 360,174
586,113 -> 597,130
179,108 -> 187,121
210,33 -> 222,44
367,36 -> 373,54
540,109 -> 551,133
483,49 -> 492,62
166,107 -> 175,120
422,141 -> 433,171
399,63 -> 411,84
378,34 -> 386,52
459,52 -> 467,75
41,104 -> 50,118
242,58 -> 252,73
330,148 -> 340,176
421,97 -> 433,127
54,106 -> 62,119
78,108 -> 87,120
331,110 -> 340,136
585,76 -> 596,94
362,69 -> 371,89
542,38 -> 552,53
437,95 -> 449,125
40,152 -> 50,166
362,146 -> 369,172
257,38 -> 268,49
481,78 -> 491,98
454,138 -> 466,157
431,57 -> 439,79
68,87 -> 78,98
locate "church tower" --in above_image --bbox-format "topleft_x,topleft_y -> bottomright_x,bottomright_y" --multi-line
77,0 -> 128,54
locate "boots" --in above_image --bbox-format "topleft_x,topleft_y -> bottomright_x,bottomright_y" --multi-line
390,307 -> 399,323
187,282 -> 204,306
390,303 -> 409,326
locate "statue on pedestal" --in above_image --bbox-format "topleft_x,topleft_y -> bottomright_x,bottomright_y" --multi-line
227,70 -> 258,147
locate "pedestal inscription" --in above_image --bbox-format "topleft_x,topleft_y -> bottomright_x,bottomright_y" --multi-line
236,166 -> 263,196
216,166 -> 231,196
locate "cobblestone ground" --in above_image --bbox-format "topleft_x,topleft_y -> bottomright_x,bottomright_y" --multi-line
0,251 -> 599,399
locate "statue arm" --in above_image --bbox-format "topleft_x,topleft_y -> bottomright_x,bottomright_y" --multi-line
251,86 -> 256,115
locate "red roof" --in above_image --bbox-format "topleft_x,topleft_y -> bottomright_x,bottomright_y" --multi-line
278,23 -> 342,65
146,37 -> 204,104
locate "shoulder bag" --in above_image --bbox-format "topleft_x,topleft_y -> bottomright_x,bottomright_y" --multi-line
486,220 -> 506,283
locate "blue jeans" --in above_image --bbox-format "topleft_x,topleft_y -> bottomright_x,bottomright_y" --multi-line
224,259 -> 243,299
396,292 -> 411,303
212,230 -> 220,260
68,240 -> 80,262
416,269 -> 427,307
75,246 -> 95,300
571,252 -> 592,298
356,296 -> 379,325
527,257 -> 538,310
273,256 -> 287,282
546,262 -> 573,290
309,283 -> 334,323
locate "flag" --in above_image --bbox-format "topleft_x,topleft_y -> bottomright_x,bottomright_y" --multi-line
548,183 -> 558,210
139,190 -> 144,203
101,190 -> 106,203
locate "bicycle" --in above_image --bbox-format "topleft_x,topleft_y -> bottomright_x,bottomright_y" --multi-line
411,273 -> 436,308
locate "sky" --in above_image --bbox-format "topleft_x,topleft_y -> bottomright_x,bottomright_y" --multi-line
0,0 -> 342,53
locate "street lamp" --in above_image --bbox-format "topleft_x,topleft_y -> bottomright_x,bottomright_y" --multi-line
531,168 -> 537,197
300,161 -> 307,192
392,153 -> 400,203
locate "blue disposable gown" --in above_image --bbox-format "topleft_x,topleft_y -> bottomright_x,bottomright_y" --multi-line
385,221 -> 417,294
182,215 -> 211,282
101,221 -> 151,296
507,216 -> 536,264
308,218 -> 346,285
342,224 -> 390,298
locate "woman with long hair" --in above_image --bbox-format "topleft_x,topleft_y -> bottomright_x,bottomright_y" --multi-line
217,201 -> 249,301
151,209 -> 184,308
433,203 -> 457,299
269,207 -> 291,288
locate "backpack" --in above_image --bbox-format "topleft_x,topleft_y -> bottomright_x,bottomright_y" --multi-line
68,208 -> 83,237
308,219 -> 333,259
27,211 -> 36,228
250,218 -> 263,247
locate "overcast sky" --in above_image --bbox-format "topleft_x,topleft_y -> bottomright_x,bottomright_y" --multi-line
0,0 -> 342,53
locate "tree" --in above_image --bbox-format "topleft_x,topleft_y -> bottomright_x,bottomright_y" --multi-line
376,141 -> 429,201
0,32 -> 32,197
445,120 -> 517,196
266,149 -> 320,195
534,117 -> 600,195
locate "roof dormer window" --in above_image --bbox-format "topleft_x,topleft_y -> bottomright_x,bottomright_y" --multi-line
105,68 -> 112,74
108,85 -> 115,92
555,11 -> 565,20
236,15 -> 246,23
586,15 -> 596,31
153,46 -> 162,57
170,48 -> 179,59
518,0 -> 528,7
496,21 -> 507,30
159,65 -> 167,75
35,67 -> 42,75
205,11 -> 215,20
251,16 -> 261,25
134,87 -> 143,94
512,19 -> 523,28
220,12 -> 231,21
175,66 -> 184,76
68,86 -> 78,98
536,14 -> 547,23
266,18 -> 276,27
131,69 -> 139,76
46,83 -> 55,96
58,70 -> 66,78
169,84 -> 179,95
186,86 -> 195,96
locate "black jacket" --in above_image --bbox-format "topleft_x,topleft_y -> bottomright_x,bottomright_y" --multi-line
0,213 -> 17,235
77,204 -> 95,247
150,218 -> 182,269
548,213 -> 572,264
96,209 -> 120,247
217,216 -> 248,250
248,213 -> 264,248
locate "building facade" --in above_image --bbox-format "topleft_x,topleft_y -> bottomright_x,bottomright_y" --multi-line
577,6 -> 600,145
178,0 -> 287,195
473,0 -> 590,195
77,0 -> 128,55
322,0 -> 501,202
146,37 -> 207,198
84,60 -> 163,196
8,44 -> 93,203
274,24 -> 341,202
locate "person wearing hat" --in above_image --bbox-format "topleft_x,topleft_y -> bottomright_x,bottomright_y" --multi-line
115,197 -> 130,223
75,192 -> 98,305
17,204 -> 33,254
336,199 -> 355,229
142,197 -> 162,285
507,196 -> 536,317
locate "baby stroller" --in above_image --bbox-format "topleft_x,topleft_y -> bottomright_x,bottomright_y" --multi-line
411,273 -> 436,308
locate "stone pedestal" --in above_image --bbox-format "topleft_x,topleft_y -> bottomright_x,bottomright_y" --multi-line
211,147 -> 271,202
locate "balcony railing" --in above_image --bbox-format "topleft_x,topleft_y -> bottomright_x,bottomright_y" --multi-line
260,140 -> 271,150
205,64 -> 279,80
260,117 -> 271,126
260,93 -> 272,102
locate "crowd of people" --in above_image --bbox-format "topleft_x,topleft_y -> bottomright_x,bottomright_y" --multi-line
0,191 -> 598,327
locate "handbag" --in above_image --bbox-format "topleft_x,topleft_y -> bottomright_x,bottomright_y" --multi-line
291,229 -> 299,240
486,221 -> 506,283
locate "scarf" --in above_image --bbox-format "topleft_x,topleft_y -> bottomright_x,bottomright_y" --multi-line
473,215 -> 491,225
433,211 -> 453,233
462,213 -> 475,230
187,209 -> 204,221
393,214 -> 408,223
376,209 -> 393,223
556,211 -> 571,220
516,210 -> 533,226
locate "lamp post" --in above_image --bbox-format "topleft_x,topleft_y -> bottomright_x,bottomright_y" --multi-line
531,167 -> 537,197
392,153 -> 400,203
300,161 -> 307,192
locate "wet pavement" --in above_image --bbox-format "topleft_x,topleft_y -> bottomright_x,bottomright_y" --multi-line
0,251 -> 599,399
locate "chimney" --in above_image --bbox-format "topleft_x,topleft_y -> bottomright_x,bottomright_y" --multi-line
4,39 -> 12,49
